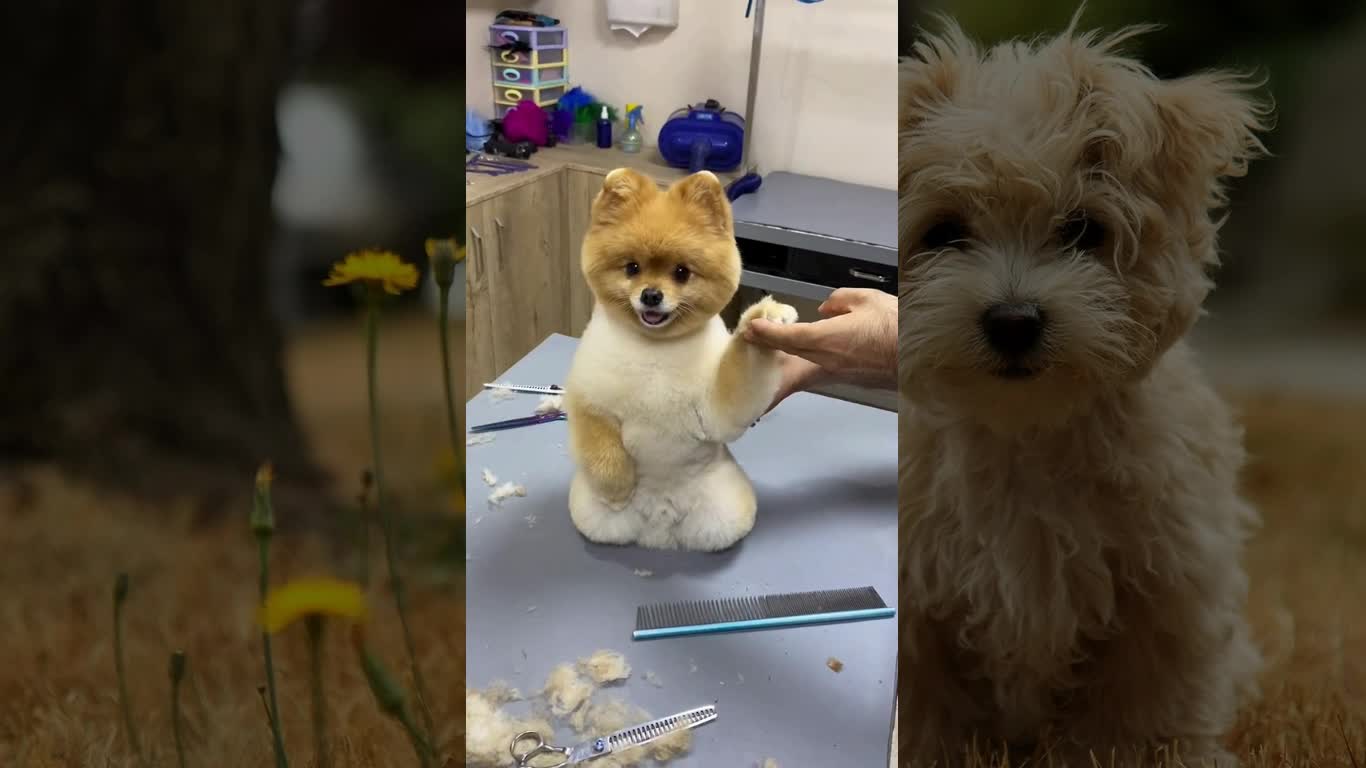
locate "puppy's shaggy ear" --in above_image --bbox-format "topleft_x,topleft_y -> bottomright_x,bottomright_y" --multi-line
669,171 -> 733,236
1152,72 -> 1272,204
592,167 -> 658,227
900,19 -> 973,132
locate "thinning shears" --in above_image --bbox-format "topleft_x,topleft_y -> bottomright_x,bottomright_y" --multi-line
511,705 -> 717,766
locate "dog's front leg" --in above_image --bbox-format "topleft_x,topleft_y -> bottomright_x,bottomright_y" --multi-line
1057,592 -> 1255,768
704,296 -> 797,442
902,615 -> 982,768
565,391 -> 635,504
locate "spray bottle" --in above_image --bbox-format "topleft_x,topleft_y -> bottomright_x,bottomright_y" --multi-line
595,104 -> 612,149
621,104 -> 644,153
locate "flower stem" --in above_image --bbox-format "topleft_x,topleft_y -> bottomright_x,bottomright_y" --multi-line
354,631 -> 434,768
397,706 -> 436,767
169,651 -> 188,768
356,471 -> 373,588
113,573 -> 149,768
257,539 -> 289,768
365,298 -> 436,739
306,616 -> 329,768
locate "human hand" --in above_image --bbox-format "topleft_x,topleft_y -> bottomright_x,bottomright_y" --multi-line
764,352 -> 827,413
744,288 -> 897,409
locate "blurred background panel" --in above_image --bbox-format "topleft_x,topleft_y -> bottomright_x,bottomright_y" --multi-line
904,0 -> 1366,397
900,2 -> 1366,762
0,2 -> 466,764
0,0 -> 463,496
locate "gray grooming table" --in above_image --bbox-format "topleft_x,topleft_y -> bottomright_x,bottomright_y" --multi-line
466,334 -> 897,767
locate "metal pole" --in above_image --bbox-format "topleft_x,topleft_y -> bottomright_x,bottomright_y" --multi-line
740,0 -> 765,176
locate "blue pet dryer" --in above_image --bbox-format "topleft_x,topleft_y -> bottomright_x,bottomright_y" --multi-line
658,99 -> 745,173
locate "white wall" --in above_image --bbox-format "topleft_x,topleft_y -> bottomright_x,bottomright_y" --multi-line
465,0 -> 897,190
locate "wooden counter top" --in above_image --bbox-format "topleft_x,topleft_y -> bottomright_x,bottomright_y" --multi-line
465,143 -> 735,206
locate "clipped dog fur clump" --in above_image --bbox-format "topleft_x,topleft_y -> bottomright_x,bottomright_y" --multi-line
467,649 -> 691,767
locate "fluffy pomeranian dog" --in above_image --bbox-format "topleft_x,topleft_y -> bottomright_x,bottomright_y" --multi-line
564,168 -> 797,552
897,15 -> 1270,767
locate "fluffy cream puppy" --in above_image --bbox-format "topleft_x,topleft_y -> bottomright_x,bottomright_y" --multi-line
565,168 -> 797,552
897,16 -> 1270,767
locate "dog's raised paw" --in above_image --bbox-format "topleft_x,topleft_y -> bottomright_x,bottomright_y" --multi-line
740,296 -> 798,331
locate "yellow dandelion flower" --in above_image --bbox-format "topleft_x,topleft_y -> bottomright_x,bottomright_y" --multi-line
258,577 -> 368,634
323,250 -> 419,295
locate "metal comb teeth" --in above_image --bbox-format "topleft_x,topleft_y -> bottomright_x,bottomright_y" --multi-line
610,706 -> 717,748
636,587 -> 886,630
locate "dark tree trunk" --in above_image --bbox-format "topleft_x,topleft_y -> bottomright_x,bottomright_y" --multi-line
0,2 -> 322,497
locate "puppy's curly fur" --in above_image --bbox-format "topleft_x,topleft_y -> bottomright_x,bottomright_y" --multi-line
897,14 -> 1271,767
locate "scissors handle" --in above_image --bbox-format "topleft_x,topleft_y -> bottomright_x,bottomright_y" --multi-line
511,731 -> 571,767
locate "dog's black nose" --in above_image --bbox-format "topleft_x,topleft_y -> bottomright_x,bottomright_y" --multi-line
982,303 -> 1044,357
640,288 -> 664,307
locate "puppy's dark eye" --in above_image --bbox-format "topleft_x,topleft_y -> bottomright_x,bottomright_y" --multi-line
625,261 -> 640,277
921,218 -> 969,252
1059,213 -> 1106,252
673,265 -> 690,283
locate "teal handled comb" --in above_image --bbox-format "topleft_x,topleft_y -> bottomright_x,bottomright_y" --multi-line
633,586 -> 894,640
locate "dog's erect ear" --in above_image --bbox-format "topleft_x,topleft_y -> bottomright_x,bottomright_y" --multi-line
900,19 -> 973,132
1152,72 -> 1271,199
669,171 -> 733,236
592,167 -> 658,227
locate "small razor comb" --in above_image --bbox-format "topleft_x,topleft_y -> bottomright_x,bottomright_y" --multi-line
633,586 -> 894,640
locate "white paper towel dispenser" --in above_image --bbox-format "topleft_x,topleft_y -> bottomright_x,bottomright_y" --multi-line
606,0 -> 680,38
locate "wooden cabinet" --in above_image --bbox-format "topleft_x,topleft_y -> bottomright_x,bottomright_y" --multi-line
464,175 -> 571,398
565,169 -> 599,336
487,177 -> 568,372
465,199 -> 496,399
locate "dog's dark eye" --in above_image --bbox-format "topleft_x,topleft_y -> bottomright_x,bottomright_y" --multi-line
673,265 -> 690,283
625,261 -> 640,277
1059,213 -> 1106,252
921,218 -> 969,252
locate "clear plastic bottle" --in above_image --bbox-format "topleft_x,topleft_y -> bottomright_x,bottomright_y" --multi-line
621,104 -> 643,153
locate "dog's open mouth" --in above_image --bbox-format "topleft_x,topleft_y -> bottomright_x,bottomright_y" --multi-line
638,309 -> 672,327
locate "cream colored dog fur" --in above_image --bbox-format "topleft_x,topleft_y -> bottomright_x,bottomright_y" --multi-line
898,16 -> 1270,767
565,168 -> 796,552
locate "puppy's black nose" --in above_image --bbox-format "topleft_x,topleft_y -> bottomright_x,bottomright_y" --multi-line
982,303 -> 1044,357
640,288 -> 664,307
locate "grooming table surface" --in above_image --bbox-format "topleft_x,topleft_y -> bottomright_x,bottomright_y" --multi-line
466,334 -> 897,766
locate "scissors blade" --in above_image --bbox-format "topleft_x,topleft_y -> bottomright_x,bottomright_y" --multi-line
484,383 -> 564,395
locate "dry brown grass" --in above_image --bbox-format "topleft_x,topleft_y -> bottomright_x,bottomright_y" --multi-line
0,312 -> 465,767
1,315 -> 1362,766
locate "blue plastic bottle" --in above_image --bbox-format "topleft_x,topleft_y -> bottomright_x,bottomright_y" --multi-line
595,105 -> 612,149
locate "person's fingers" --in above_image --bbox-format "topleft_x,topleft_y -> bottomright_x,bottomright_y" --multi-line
744,317 -> 817,351
817,287 -> 878,317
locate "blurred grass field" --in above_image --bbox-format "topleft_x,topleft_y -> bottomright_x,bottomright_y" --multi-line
1,311 -> 465,767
